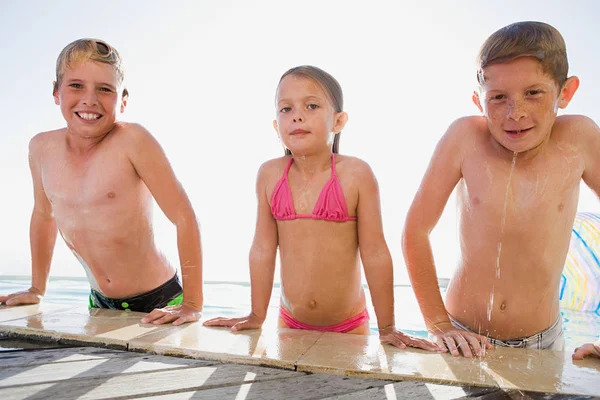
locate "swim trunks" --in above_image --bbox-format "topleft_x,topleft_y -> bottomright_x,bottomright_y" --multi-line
89,274 -> 183,313
449,314 -> 564,350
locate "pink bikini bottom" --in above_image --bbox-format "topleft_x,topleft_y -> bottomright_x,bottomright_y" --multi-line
279,307 -> 370,333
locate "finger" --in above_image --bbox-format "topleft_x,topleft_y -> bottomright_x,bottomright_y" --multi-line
232,319 -> 264,332
453,334 -> 473,358
432,337 -> 449,352
141,310 -> 167,324
481,336 -> 493,349
172,314 -> 196,326
466,335 -> 484,357
444,336 -> 460,357
382,334 -> 407,349
232,320 -> 254,332
204,318 -> 241,327
409,337 -> 440,352
202,317 -> 227,326
152,314 -> 179,325
572,347 -> 586,360
6,295 -> 37,306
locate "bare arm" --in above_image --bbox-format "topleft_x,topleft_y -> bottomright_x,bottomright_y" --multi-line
580,116 -> 600,198
402,118 -> 490,357
570,117 -> 600,360
357,161 -> 437,351
204,161 -> 279,330
247,163 -> 279,324
0,136 -> 57,305
402,121 -> 465,329
356,162 -> 394,330
127,125 -> 203,325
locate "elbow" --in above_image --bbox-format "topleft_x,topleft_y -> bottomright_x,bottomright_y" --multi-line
401,220 -> 429,254
173,209 -> 200,231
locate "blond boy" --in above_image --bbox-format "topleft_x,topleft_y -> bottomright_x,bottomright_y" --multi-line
403,22 -> 600,357
0,39 -> 203,325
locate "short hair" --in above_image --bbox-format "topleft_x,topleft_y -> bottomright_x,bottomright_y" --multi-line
476,21 -> 568,88
54,39 -> 126,94
277,65 -> 344,155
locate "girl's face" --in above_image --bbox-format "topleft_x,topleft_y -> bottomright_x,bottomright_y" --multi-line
273,74 -> 346,156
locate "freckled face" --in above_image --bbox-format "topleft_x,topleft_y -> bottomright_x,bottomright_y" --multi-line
273,75 -> 337,154
53,60 -> 125,137
476,57 -> 562,153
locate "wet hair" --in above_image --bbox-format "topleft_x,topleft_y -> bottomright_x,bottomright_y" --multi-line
476,21 -> 569,88
54,38 -> 128,98
276,65 -> 344,155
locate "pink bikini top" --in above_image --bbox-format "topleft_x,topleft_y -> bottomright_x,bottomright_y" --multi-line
270,154 -> 357,222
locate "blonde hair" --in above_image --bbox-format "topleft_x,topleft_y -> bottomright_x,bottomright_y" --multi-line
477,21 -> 569,88
277,65 -> 344,155
54,39 -> 127,96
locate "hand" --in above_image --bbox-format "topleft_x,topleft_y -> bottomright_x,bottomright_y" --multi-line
429,321 -> 492,358
379,326 -> 441,352
0,287 -> 43,306
572,342 -> 600,360
203,313 -> 265,332
141,302 -> 202,326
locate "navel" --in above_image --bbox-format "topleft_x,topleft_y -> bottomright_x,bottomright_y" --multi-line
500,302 -> 506,311
107,192 -> 116,199
473,197 -> 480,205
308,299 -> 317,309
558,203 -> 564,212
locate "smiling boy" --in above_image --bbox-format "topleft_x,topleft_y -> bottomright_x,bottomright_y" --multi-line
0,39 -> 203,325
403,22 -> 600,357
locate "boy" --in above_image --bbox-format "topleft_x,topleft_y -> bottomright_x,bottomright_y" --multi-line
403,21 -> 600,357
0,39 -> 203,326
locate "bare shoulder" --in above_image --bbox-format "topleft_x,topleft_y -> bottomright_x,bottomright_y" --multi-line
444,115 -> 487,144
256,156 -> 289,189
553,114 -> 600,141
29,128 -> 66,157
112,122 -> 154,145
335,155 -> 374,180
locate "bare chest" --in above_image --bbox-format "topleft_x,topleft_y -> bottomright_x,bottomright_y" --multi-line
460,151 -> 584,221
41,150 -> 140,212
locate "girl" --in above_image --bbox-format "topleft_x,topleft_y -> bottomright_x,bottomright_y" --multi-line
204,66 -> 437,350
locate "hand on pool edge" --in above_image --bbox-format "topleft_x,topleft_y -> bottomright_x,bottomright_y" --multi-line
0,287 -> 43,306
141,303 -> 202,326
203,313 -> 265,332
379,326 -> 441,352
572,342 -> 600,360
429,321 -> 493,358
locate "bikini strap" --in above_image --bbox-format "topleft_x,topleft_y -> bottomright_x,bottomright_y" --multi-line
331,153 -> 337,176
283,157 -> 294,176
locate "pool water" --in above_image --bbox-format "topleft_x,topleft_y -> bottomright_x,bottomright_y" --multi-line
0,277 -> 597,351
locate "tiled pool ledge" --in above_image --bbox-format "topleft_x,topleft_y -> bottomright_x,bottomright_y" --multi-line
0,304 -> 599,396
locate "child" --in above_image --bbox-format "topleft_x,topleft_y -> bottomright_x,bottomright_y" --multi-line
204,65 -> 438,351
403,21 -> 600,358
573,341 -> 600,360
0,39 -> 203,326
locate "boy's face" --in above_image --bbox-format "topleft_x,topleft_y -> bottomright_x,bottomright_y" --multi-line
53,60 -> 126,137
273,75 -> 346,154
473,57 -> 578,154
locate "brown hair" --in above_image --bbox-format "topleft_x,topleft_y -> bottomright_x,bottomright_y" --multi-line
54,38 -> 128,97
277,65 -> 344,155
476,21 -> 568,88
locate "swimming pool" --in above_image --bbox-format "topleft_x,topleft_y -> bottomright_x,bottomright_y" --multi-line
0,277 -> 597,351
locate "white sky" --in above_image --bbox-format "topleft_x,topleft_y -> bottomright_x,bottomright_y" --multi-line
0,0 -> 598,283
